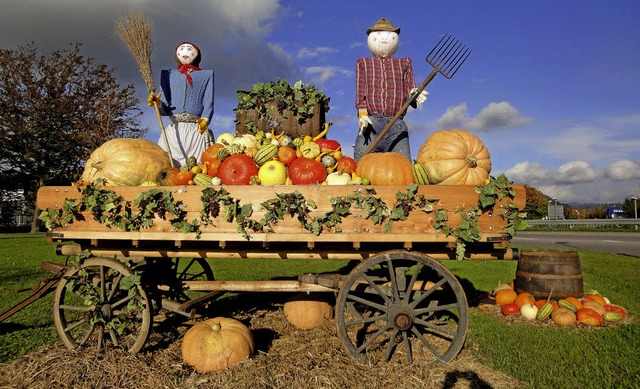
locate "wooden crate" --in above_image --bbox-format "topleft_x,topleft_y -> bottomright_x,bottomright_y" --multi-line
235,101 -> 325,138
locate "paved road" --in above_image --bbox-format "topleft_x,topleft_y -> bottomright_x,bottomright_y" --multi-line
512,231 -> 640,257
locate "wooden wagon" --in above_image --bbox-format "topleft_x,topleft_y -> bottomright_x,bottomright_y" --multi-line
34,178 -> 525,364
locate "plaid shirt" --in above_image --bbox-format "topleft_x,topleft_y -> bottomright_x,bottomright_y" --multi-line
356,57 -> 416,117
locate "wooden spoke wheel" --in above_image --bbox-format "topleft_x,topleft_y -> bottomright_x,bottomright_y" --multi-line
149,257 -> 215,303
336,250 -> 468,364
53,257 -> 152,353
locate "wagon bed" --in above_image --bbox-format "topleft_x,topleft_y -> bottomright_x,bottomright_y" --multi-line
33,181 -> 525,364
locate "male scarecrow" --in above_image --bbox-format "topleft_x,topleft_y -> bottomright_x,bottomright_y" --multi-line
149,42 -> 214,167
354,18 -> 428,162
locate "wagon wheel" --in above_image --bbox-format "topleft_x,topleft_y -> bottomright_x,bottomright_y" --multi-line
336,250 -> 468,364
53,257 -> 152,353
153,257 -> 215,303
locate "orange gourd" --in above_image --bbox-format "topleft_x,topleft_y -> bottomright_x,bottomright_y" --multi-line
80,138 -> 172,186
181,317 -> 254,372
355,152 -> 414,185
416,129 -> 491,185
514,292 -> 535,308
494,289 -> 517,306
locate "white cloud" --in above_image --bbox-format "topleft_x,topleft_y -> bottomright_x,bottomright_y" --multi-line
504,160 -> 640,203
296,47 -> 337,60
606,159 -> 640,180
304,66 -> 352,84
539,125 -> 640,162
435,102 -> 531,131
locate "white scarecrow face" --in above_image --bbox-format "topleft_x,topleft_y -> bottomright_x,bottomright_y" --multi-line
176,44 -> 198,65
367,30 -> 399,57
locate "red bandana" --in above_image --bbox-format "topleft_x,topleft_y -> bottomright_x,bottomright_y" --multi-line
177,63 -> 201,86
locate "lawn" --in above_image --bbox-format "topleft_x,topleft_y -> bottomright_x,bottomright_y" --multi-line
1,233 -> 638,388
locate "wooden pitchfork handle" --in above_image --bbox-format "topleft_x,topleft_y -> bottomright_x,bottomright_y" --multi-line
362,69 -> 438,157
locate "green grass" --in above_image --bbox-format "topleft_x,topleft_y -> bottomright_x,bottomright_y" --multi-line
1,234 -> 639,388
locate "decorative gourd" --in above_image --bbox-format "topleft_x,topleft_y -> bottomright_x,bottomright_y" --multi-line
355,152 -> 414,185
283,294 -> 333,330
232,134 -> 258,149
254,144 -> 278,166
299,141 -> 321,159
181,317 -> 254,372
581,300 -> 606,316
412,161 -> 430,185
288,157 -> 327,185
416,129 -> 491,185
551,307 -> 577,327
494,289 -> 517,306
80,138 -> 172,186
576,307 -> 603,326
218,154 -> 259,185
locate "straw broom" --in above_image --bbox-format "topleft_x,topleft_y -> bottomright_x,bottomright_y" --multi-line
114,11 -> 173,163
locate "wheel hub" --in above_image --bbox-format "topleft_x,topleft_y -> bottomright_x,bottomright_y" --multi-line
393,312 -> 413,330
388,304 -> 414,330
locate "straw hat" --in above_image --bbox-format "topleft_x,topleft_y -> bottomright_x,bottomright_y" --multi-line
366,18 -> 400,35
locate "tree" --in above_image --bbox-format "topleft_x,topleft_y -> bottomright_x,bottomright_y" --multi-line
523,185 -> 548,219
0,43 -> 146,232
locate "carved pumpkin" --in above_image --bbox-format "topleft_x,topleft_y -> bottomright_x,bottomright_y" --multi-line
80,138 -> 172,186
181,317 -> 254,372
283,294 -> 333,330
416,129 -> 491,185
355,152 -> 414,185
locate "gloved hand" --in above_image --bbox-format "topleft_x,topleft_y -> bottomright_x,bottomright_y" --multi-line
196,118 -> 209,134
148,92 -> 162,107
409,88 -> 429,107
358,109 -> 373,135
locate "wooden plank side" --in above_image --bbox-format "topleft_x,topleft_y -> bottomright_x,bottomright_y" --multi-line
38,184 -> 525,243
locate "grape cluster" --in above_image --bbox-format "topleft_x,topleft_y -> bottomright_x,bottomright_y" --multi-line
207,200 -> 220,218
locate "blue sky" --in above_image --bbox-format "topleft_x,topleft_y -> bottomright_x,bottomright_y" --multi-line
1,0 -> 639,203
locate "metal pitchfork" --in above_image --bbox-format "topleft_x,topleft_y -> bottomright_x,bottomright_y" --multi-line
362,34 -> 471,156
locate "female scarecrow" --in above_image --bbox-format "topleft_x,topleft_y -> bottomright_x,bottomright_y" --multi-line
149,42 -> 214,167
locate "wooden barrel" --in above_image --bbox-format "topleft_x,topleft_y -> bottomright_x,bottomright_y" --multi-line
514,249 -> 583,299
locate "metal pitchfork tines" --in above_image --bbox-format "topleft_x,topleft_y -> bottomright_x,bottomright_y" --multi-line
362,34 -> 470,156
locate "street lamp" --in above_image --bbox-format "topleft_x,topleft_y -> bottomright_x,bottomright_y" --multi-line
631,197 -> 638,230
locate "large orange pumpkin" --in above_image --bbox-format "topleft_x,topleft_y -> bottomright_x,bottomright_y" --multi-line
181,317 -> 254,372
416,129 -> 491,185
80,138 -> 172,186
355,152 -> 414,185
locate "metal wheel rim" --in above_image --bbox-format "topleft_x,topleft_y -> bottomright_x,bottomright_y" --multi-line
53,257 -> 152,353
336,250 -> 468,364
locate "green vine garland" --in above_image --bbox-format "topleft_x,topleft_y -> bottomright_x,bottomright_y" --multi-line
39,175 -> 525,259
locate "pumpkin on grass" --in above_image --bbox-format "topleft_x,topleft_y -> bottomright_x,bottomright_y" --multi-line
283,293 -> 333,330
416,129 -> 491,185
181,317 -> 254,372
355,152 -> 414,185
80,138 -> 172,186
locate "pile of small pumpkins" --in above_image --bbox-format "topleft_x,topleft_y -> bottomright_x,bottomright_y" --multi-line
490,281 -> 628,327
80,128 -> 492,187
